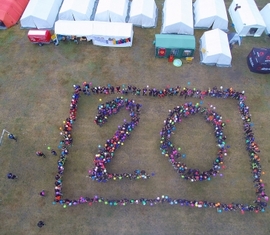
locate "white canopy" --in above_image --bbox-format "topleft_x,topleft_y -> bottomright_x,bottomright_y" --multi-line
260,3 -> 270,35
128,0 -> 158,28
200,28 -> 232,67
59,0 -> 95,21
229,0 -> 266,37
20,0 -> 63,29
55,20 -> 94,38
193,0 -> 228,31
54,20 -> 133,47
161,0 -> 193,35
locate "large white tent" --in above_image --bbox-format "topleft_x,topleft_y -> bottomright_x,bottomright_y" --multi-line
199,28 -> 232,67
228,0 -> 266,37
20,0 -> 63,29
128,0 -> 158,28
193,0 -> 228,31
58,0 -> 95,21
161,0 -> 193,35
260,3 -> 270,36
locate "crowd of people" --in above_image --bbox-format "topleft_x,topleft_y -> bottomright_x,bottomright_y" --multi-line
52,83 -> 267,213
160,103 -> 226,182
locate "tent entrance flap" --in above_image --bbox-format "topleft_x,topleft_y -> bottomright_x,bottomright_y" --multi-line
247,28 -> 258,36
0,20 -> 6,29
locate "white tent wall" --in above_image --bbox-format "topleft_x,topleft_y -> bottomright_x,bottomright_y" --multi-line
128,0 -> 158,28
193,0 -> 228,31
20,0 -> 63,29
109,0 -> 128,22
59,0 -> 95,21
92,21 -> 133,47
200,29 -> 232,67
260,3 -> 270,35
54,20 -> 133,47
161,0 -> 193,35
94,0 -> 111,22
228,0 -> 266,37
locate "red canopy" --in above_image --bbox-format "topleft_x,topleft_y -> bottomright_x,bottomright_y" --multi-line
0,0 -> 29,29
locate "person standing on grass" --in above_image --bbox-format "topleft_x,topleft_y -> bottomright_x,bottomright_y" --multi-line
7,173 -> 18,179
39,190 -> 45,197
51,150 -> 57,156
8,133 -> 17,142
36,151 -> 46,158
37,221 -> 45,228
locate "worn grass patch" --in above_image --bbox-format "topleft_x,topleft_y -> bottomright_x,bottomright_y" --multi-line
0,0 -> 270,234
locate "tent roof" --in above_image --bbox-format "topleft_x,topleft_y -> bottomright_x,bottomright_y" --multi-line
55,20 -> 133,38
128,0 -> 157,27
230,0 -> 265,26
162,0 -> 193,31
155,34 -> 195,49
59,0 -> 95,20
0,0 -> 29,28
20,0 -> 63,28
260,3 -> 270,34
109,0 -> 128,19
194,0 -> 228,28
55,20 -> 94,36
129,0 -> 156,17
200,28 -> 232,67
60,0 -> 91,15
250,48 -> 270,62
95,0 -> 110,16
201,29 -> 231,57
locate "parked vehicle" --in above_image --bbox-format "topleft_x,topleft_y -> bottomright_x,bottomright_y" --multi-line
27,30 -> 59,46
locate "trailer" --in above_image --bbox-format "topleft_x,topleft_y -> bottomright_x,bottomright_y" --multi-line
27,30 -> 59,46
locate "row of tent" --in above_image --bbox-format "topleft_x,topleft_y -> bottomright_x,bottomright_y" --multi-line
161,0 -> 270,37
161,0 -> 228,35
1,0 -> 270,38
0,0 -> 158,29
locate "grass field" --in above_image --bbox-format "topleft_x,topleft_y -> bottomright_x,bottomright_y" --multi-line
0,0 -> 270,234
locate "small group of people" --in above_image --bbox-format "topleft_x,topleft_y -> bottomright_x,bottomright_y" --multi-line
160,102 -> 226,182
52,83 -> 267,213
6,133 -> 18,180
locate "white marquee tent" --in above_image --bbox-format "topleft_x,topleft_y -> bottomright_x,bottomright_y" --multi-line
58,0 -> 95,21
128,0 -> 158,28
54,20 -> 133,47
200,28 -> 232,67
161,0 -> 193,35
228,0 -> 266,37
193,0 -> 228,31
260,3 -> 270,36
20,0 -> 63,29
